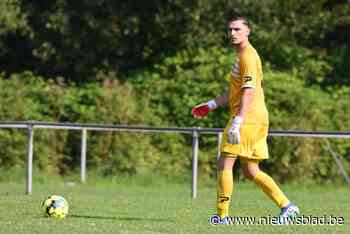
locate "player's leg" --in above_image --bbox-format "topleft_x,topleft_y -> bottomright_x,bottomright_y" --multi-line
216,154 -> 236,218
242,159 -> 300,221
242,124 -> 291,209
242,160 -> 290,208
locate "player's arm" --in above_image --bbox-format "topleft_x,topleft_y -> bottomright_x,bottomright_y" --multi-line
235,53 -> 257,121
214,90 -> 229,107
227,87 -> 255,144
191,90 -> 228,119
228,53 -> 257,144
237,87 -> 254,119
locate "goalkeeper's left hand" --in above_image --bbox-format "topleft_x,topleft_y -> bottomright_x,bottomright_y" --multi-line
228,116 -> 243,144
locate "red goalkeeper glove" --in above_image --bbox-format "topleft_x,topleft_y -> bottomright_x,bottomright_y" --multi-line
191,100 -> 217,119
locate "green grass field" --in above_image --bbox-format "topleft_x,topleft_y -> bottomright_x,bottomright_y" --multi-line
0,178 -> 349,234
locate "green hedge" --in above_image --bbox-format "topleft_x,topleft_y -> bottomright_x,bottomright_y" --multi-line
0,56 -> 349,182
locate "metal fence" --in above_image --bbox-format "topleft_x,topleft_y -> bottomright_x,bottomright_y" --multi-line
0,121 -> 350,198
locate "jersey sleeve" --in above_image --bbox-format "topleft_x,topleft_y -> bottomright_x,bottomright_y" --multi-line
239,53 -> 258,89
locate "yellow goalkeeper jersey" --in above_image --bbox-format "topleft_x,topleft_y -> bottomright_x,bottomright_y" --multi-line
228,43 -> 268,125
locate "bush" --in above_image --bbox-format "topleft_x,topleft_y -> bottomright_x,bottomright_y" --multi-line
0,72 -> 161,176
0,58 -> 349,183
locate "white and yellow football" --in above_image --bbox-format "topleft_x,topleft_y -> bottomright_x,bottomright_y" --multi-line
42,195 -> 69,218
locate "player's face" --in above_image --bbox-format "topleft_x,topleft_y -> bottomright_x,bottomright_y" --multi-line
227,20 -> 250,46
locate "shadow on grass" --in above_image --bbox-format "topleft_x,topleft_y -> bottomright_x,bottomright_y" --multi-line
69,214 -> 174,222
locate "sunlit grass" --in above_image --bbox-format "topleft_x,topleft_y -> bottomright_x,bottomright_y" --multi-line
0,178 -> 349,234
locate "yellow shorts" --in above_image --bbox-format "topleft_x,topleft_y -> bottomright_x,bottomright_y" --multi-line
220,123 -> 269,160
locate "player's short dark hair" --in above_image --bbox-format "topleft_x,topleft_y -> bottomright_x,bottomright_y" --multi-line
226,13 -> 250,28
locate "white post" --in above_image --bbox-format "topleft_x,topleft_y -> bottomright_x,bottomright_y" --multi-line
26,124 -> 34,195
191,130 -> 199,199
324,139 -> 350,184
81,129 -> 87,183
217,132 -> 223,160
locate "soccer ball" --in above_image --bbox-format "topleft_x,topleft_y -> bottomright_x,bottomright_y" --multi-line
42,195 -> 69,218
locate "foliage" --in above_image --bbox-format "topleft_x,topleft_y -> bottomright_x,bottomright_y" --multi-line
0,72 -> 163,176
130,46 -> 232,128
0,0 -> 348,85
0,1 -> 349,182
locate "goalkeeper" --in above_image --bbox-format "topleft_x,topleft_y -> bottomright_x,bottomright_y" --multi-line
191,15 -> 299,223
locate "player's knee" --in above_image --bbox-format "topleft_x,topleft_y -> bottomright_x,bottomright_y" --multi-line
243,168 -> 254,180
243,165 -> 260,180
217,154 -> 236,170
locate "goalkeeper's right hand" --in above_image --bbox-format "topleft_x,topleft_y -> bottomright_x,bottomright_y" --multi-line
191,100 -> 217,119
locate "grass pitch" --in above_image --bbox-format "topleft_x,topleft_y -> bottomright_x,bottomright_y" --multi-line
0,178 -> 349,234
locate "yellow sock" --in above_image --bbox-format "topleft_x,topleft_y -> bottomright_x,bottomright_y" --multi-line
216,170 -> 233,218
253,171 -> 290,208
